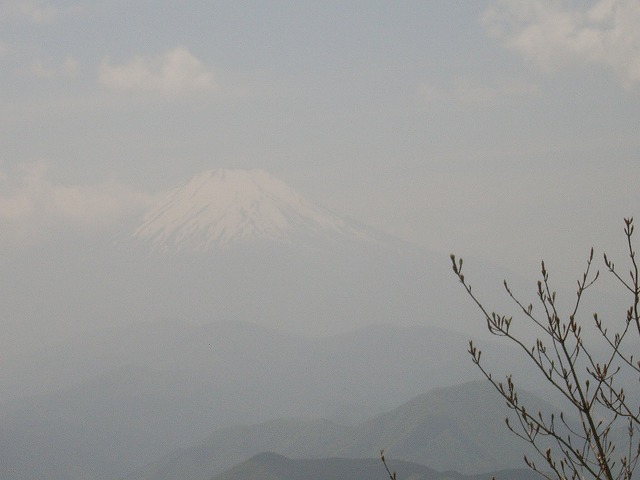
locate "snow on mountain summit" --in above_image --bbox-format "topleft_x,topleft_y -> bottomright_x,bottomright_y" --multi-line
134,169 -> 375,251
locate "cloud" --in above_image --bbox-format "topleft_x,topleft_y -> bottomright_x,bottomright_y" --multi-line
0,1 -> 56,24
99,47 -> 215,96
483,0 -> 640,87
31,55 -> 79,79
417,77 -> 538,106
0,163 -> 155,246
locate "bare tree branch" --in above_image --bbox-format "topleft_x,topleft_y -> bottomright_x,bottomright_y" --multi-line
451,218 -> 640,480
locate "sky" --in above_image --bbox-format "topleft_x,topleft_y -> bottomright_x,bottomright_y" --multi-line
1,0 -> 640,288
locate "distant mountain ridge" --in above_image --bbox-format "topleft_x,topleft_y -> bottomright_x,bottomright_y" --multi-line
0,322 -> 492,480
134,169 -> 378,251
125,381 -> 553,480
0,172 -> 550,479
212,452 -> 540,480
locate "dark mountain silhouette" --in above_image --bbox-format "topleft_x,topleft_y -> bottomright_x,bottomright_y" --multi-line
126,381 -> 557,480
211,452 -> 541,480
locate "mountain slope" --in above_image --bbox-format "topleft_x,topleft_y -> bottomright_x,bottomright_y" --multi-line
0,167 -> 505,344
134,169 -> 376,251
126,419 -> 349,480
212,452 -> 540,480
1,322 -> 482,423
0,365 -> 201,480
126,381 -> 556,480
2,323 -> 489,480
327,380 -> 546,474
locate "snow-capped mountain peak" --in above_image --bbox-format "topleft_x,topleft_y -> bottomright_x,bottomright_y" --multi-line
134,169 -> 375,251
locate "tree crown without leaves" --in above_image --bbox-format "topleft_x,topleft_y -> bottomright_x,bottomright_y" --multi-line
450,218 -> 640,480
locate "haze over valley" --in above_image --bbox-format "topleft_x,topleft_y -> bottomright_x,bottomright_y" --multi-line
1,1 -> 638,479
0,168 -> 551,479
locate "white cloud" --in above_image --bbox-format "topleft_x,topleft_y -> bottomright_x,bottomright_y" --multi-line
0,163 -> 155,246
31,55 -> 79,79
0,1 -> 56,24
483,0 -> 640,87
99,47 -> 215,96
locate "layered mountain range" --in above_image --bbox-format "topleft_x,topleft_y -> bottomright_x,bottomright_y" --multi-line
125,380 -> 555,480
0,168 -> 543,480
212,452 -> 541,480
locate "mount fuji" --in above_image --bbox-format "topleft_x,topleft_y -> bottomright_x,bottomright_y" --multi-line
134,169 -> 377,252
113,168 -> 480,337
0,167 -> 490,342
0,169 -> 533,480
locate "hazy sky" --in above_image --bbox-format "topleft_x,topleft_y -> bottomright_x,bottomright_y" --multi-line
2,0 -> 639,285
